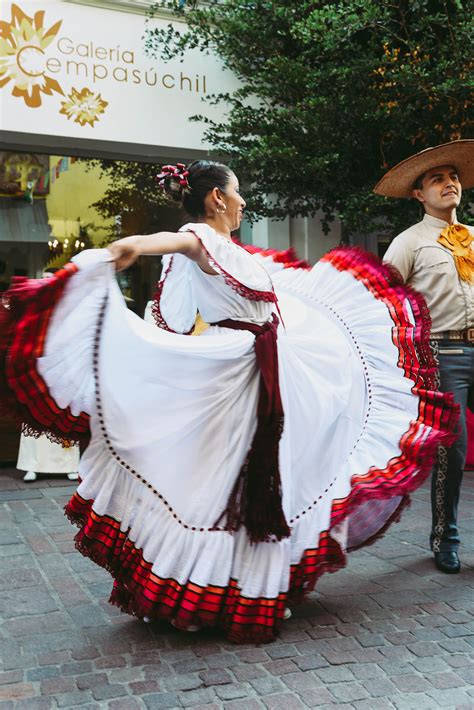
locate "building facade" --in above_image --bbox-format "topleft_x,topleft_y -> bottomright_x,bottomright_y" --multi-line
0,0 -> 341,306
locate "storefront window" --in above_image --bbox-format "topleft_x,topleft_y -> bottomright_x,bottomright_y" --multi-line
0,149 -> 183,316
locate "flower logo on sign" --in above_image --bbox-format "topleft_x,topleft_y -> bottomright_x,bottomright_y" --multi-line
0,3 -> 63,107
60,87 -> 108,127
0,3 -> 108,127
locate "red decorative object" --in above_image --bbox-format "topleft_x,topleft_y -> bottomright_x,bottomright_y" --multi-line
466,409 -> 474,470
156,163 -> 190,191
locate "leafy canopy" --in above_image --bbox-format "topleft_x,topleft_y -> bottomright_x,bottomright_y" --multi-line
82,158 -> 167,236
145,0 -> 473,236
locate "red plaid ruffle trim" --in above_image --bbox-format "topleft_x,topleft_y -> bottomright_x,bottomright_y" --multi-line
65,488 -> 409,642
65,492 -> 287,644
321,247 -> 459,478
0,264 -> 90,445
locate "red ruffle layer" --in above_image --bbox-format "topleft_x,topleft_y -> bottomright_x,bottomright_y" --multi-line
0,264 -> 90,445
65,493 -> 287,644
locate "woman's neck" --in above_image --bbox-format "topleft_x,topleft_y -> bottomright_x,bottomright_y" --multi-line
197,216 -> 232,240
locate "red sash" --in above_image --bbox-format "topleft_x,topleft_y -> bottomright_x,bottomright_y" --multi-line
213,314 -> 290,543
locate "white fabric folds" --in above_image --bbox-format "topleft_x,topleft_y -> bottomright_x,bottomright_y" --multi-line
27,225 -> 456,642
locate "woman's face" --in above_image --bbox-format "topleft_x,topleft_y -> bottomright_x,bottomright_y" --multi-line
221,173 -> 246,230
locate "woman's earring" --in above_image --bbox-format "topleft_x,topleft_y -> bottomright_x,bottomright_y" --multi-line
217,204 -> 227,214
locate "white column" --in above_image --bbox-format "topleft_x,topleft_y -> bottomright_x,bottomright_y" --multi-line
249,216 -> 290,251
307,213 -> 342,263
289,216 -> 309,261
245,212 -> 341,263
290,214 -> 341,264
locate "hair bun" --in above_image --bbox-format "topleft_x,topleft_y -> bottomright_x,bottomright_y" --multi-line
157,159 -> 233,220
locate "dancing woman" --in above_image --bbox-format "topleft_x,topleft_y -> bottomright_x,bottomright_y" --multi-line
0,160 -> 457,643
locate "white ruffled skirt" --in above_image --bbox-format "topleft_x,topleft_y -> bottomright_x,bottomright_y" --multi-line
1,247 -> 457,643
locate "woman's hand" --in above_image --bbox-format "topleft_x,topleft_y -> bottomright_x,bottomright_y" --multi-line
107,238 -> 141,271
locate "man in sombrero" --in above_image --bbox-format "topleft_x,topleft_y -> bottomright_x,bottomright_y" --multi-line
376,139 -> 474,574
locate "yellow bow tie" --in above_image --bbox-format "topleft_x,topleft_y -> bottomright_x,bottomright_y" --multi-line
438,224 -> 474,283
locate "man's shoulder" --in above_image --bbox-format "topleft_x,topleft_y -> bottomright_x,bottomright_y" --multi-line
389,221 -> 423,248
395,220 -> 425,239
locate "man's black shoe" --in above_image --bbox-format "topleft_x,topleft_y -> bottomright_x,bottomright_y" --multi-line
434,551 -> 460,574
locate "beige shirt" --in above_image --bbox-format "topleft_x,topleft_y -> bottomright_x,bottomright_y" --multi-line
384,213 -> 474,332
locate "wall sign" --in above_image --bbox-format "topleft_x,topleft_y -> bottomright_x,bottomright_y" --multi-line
0,2 -> 239,150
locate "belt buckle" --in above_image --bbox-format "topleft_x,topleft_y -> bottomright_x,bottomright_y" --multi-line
466,328 -> 474,342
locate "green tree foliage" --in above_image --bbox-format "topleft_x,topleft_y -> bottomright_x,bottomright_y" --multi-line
84,158 -> 167,237
146,0 -> 473,237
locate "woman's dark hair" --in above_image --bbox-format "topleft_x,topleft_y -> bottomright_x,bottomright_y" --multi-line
162,160 -> 233,219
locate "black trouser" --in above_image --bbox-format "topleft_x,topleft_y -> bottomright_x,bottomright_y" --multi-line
430,340 -> 474,552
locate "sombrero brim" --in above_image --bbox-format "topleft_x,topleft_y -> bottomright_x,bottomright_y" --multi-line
374,140 -> 474,198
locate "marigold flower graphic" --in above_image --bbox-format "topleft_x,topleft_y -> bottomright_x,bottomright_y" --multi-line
59,87 -> 108,127
0,3 -> 64,108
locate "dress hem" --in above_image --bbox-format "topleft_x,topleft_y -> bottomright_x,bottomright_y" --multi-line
0,263 -> 90,446
64,493 -> 286,644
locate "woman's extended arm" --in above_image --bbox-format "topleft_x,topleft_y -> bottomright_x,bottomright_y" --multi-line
107,231 -> 216,274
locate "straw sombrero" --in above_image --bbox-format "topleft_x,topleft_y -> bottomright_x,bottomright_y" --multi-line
374,139 -> 474,198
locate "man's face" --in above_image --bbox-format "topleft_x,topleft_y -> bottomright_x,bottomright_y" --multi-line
412,165 -> 462,212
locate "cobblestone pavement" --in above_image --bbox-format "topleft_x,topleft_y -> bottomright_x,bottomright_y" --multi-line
0,466 -> 473,710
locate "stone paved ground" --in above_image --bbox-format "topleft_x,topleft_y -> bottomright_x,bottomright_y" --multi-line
0,466 -> 473,710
